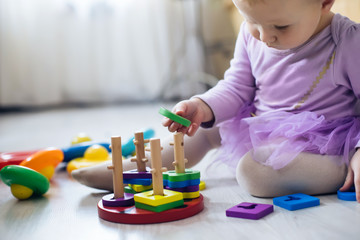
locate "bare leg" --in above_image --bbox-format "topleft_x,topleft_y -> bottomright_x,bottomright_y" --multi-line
236,149 -> 348,197
71,127 -> 221,191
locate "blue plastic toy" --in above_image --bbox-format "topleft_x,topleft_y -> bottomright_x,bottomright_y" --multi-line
62,142 -> 111,162
273,193 -> 320,211
61,128 -> 155,162
122,128 -> 155,157
337,186 -> 356,201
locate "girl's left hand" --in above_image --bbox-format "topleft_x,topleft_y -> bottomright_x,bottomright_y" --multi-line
339,149 -> 360,203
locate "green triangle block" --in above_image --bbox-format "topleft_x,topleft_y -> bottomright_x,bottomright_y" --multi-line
124,186 -> 137,194
135,199 -> 184,212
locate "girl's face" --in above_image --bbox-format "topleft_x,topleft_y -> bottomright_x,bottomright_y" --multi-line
234,0 -> 326,50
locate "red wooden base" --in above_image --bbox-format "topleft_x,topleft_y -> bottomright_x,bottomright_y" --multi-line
98,194 -> 204,224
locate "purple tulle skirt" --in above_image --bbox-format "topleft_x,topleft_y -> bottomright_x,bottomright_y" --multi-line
218,104 -> 360,170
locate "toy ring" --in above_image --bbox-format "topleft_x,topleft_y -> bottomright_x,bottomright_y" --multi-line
159,107 -> 191,127
0,165 -> 50,200
20,148 -> 64,180
337,186 -> 356,201
0,150 -> 39,170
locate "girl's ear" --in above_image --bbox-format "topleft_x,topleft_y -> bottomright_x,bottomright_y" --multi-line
321,0 -> 335,12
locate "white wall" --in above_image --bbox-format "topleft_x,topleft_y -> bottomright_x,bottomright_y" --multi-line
0,0 -> 236,107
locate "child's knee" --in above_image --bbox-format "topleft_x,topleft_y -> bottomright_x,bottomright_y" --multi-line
235,150 -> 348,197
235,151 -> 279,197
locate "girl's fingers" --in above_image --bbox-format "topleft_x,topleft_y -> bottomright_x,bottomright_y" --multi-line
168,121 -> 181,132
339,166 -> 354,192
354,174 -> 360,203
162,117 -> 172,127
352,163 -> 360,203
187,123 -> 199,137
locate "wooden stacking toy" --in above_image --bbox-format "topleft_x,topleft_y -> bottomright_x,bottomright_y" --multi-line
98,132 -> 204,224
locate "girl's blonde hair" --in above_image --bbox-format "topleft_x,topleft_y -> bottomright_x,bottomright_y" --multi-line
238,0 -> 320,4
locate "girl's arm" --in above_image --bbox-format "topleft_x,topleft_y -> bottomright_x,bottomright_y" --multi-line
337,21 -> 360,202
194,22 -> 256,127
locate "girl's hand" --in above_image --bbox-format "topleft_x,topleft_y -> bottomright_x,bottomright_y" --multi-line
162,98 -> 214,136
339,149 -> 360,203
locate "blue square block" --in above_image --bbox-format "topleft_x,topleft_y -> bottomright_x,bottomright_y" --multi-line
273,193 -> 320,211
163,179 -> 200,188
123,178 -> 152,186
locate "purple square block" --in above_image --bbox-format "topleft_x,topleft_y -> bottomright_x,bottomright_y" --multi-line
226,202 -> 273,220
123,168 -> 152,179
165,185 -> 199,192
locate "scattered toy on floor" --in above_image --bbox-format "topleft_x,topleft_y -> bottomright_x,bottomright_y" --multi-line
122,128 -> 155,157
20,148 -> 63,180
0,150 -> 39,170
226,202 -> 274,220
71,133 -> 92,145
273,193 -> 320,211
337,186 -> 356,201
0,165 -> 50,200
66,144 -> 112,174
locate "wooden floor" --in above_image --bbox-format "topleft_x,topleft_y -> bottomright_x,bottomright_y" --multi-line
1,103 -> 360,240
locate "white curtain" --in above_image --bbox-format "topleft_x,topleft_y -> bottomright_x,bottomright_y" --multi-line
0,0 -> 212,107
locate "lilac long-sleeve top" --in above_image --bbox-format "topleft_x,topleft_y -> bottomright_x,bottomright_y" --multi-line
197,14 -> 360,128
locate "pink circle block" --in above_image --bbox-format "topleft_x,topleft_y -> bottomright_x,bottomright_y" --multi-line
102,193 -> 134,207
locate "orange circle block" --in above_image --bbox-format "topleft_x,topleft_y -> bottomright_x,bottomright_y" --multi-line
20,148 -> 64,179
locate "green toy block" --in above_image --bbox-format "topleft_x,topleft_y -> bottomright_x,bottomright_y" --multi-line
135,199 -> 184,212
124,186 -> 137,194
158,107 -> 191,127
163,169 -> 200,182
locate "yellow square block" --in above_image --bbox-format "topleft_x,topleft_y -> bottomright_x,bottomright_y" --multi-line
129,183 -> 153,192
199,181 -> 206,191
182,191 -> 200,199
134,189 -> 183,206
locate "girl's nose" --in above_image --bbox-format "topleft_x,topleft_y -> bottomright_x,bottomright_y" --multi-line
259,28 -> 276,44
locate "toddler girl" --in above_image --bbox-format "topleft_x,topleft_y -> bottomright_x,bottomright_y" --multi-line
72,0 -> 360,202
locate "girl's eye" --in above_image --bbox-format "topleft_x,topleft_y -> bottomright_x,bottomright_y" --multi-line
275,25 -> 289,30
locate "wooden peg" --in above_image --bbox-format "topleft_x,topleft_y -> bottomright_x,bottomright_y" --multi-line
109,136 -> 124,199
149,138 -> 167,196
171,132 -> 186,173
132,132 -> 148,172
